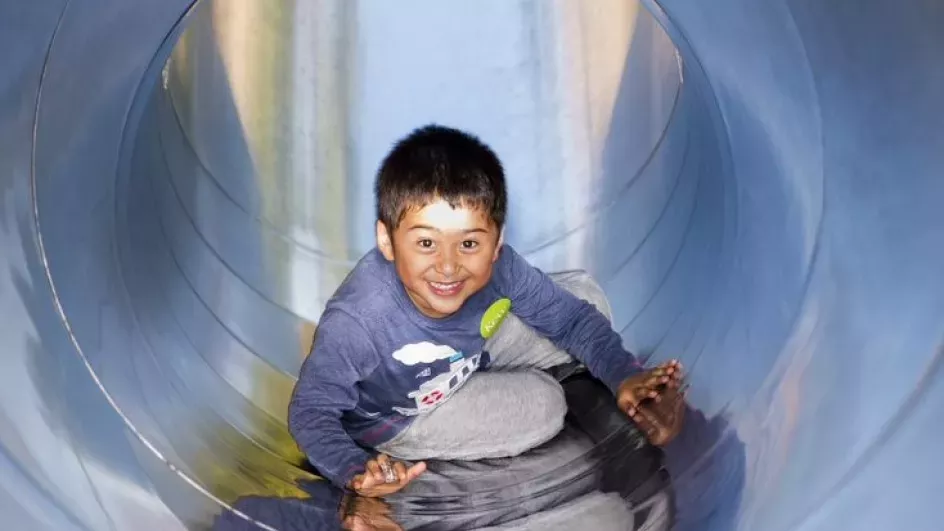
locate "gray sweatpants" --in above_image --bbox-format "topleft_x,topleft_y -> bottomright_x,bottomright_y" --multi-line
377,270 -> 613,461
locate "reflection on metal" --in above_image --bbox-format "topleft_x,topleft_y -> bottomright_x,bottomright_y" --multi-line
162,0 -> 683,327
167,0 -> 357,331
2,0 -> 944,529
148,1 -> 686,526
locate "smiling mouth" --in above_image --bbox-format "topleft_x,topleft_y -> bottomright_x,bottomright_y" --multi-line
428,280 -> 464,296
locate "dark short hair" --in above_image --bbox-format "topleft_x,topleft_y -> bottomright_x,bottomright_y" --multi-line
374,124 -> 507,231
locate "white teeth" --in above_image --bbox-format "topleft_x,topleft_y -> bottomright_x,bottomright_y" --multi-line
431,281 -> 459,290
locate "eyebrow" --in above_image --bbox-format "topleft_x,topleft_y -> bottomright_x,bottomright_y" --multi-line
407,225 -> 490,234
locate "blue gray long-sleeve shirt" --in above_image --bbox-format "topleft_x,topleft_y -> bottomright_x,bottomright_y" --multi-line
287,244 -> 642,488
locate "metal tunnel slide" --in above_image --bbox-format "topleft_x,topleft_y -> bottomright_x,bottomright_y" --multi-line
2,0 -> 943,529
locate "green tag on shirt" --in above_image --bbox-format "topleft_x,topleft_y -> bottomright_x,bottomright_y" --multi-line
480,298 -> 512,339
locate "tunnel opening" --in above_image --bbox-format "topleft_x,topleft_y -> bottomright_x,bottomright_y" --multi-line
27,0 -> 746,529
23,0 -> 747,530
6,0 -> 944,530
103,1 -> 743,528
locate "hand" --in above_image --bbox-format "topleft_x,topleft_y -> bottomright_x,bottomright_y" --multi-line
340,495 -> 404,531
616,359 -> 684,407
616,359 -> 686,445
348,454 -> 426,498
630,385 -> 686,446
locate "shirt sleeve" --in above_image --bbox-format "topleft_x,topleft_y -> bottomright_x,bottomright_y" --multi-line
288,309 -> 379,488
494,245 -> 643,392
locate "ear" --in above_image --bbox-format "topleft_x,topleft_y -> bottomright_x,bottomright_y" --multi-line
376,220 -> 395,261
492,228 -> 505,262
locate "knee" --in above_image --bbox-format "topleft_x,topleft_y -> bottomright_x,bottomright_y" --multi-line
530,370 -> 567,408
551,270 -> 613,322
520,371 -> 568,432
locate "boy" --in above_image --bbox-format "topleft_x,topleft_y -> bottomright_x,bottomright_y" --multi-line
288,125 -> 685,498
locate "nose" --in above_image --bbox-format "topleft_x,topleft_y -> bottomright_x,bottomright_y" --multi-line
436,251 -> 458,277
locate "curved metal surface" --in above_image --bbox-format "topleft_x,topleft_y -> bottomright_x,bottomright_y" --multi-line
0,0 -> 942,530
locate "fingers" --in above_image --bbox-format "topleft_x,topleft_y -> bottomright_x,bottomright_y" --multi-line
392,461 -> 407,484
353,456 -> 425,497
618,361 -> 689,417
634,385 -> 662,404
618,380 -> 662,413
642,388 -> 687,446
662,358 -> 683,372
377,454 -> 399,484
626,394 -> 657,425
363,454 -> 404,485
664,375 -> 682,390
403,461 -> 427,483
641,404 -> 676,446
652,359 -> 684,378
353,471 -> 377,492
651,388 -> 685,424
628,402 -> 662,441
350,474 -> 364,491
618,360 -> 689,447
378,455 -> 427,486
366,459 -> 385,484
642,373 -> 679,393
355,456 -> 389,492
650,359 -> 686,391
643,373 -> 669,388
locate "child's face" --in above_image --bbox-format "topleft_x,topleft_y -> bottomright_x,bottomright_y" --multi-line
377,198 -> 502,319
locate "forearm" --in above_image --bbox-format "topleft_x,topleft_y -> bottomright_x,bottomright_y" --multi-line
290,309 -> 382,488
496,246 -> 643,392
289,397 -> 371,488
545,298 -> 643,392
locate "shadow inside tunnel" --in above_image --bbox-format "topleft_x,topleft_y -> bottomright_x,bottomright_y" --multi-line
663,406 -> 746,531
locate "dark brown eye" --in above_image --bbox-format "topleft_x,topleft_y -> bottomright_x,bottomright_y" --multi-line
462,240 -> 479,250
418,239 -> 434,248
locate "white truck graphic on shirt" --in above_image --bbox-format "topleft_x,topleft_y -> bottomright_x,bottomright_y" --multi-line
392,351 -> 483,416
